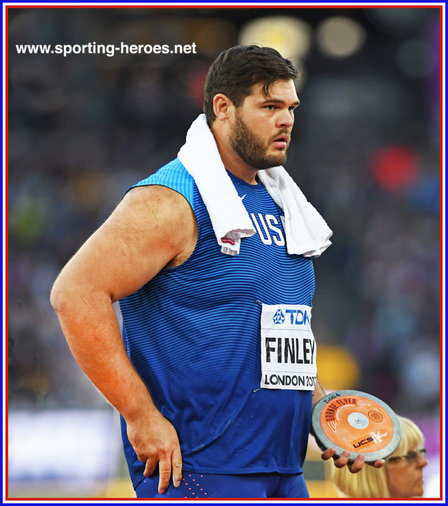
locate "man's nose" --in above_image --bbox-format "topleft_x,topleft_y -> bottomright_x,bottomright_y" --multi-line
277,109 -> 294,128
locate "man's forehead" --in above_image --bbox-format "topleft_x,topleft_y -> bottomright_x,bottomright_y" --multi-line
247,80 -> 299,102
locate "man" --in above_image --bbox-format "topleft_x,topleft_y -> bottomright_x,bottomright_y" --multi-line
51,45 -> 382,499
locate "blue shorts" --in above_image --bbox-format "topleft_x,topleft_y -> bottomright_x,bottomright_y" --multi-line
135,471 -> 309,499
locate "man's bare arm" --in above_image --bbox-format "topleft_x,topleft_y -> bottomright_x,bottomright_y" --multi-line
50,185 -> 197,494
312,377 -> 326,406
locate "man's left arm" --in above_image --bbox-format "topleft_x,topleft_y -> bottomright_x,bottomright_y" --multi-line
312,377 -> 326,407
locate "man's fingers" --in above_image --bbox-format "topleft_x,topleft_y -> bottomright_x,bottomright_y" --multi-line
322,447 -> 381,473
172,446 -> 183,488
332,450 -> 350,468
370,458 -> 385,468
321,447 -> 336,461
158,456 -> 172,494
347,454 -> 365,473
143,458 -> 156,478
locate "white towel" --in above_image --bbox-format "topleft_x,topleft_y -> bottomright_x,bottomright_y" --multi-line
177,114 -> 332,257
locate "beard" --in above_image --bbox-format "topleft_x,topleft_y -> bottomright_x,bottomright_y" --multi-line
229,111 -> 289,170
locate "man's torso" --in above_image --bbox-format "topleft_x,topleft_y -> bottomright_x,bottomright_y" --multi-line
119,159 -> 316,486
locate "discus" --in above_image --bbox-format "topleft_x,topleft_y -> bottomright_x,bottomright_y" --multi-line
311,390 -> 401,462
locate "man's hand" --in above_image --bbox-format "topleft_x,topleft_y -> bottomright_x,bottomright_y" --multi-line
321,448 -> 385,474
126,410 -> 183,494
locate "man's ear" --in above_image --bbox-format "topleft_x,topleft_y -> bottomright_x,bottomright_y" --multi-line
213,93 -> 234,121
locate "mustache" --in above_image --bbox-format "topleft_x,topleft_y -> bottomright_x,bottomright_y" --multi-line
271,130 -> 291,143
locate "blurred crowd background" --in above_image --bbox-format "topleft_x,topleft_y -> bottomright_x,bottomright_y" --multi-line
7,5 -> 441,499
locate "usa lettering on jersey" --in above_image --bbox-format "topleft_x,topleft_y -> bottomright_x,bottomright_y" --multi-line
250,213 -> 286,246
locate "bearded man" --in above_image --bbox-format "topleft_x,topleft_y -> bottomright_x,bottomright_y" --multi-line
51,45 -> 383,499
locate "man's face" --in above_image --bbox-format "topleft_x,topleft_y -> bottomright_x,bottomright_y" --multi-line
229,79 -> 299,170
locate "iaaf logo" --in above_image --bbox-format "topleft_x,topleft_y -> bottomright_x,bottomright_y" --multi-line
272,308 -> 310,325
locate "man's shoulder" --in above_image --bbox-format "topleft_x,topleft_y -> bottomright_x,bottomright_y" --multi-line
135,159 -> 193,188
130,158 -> 195,208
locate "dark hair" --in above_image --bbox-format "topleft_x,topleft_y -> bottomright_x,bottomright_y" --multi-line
203,45 -> 298,125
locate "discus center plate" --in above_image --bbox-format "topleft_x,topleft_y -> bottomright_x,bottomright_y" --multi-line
347,412 -> 369,429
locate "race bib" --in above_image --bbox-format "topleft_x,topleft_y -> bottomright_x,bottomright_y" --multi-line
260,304 -> 317,391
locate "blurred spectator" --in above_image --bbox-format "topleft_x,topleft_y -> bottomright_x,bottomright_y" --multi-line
331,416 -> 429,498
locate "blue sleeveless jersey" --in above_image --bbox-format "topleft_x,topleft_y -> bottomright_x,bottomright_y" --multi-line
119,159 -> 316,488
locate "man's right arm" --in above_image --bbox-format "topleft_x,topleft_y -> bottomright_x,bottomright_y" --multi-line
50,185 -> 197,494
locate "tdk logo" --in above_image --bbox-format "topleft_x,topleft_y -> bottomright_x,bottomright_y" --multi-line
272,309 -> 285,324
273,308 -> 310,326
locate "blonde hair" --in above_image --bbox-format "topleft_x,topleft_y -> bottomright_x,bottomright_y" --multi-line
331,415 -> 424,498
